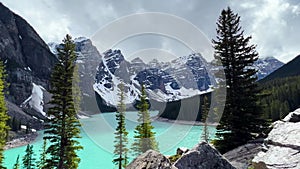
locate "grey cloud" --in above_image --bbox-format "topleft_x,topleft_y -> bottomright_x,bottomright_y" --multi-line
1,0 -> 300,63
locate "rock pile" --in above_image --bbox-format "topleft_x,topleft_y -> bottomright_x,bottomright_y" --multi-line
252,108 -> 300,169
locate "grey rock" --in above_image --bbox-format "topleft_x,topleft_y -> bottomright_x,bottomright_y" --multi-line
6,100 -> 43,129
252,111 -> 300,169
126,150 -> 173,169
224,143 -> 263,169
174,142 -> 236,169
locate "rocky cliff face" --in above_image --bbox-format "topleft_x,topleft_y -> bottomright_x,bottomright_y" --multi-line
0,3 -> 57,104
0,3 -> 57,128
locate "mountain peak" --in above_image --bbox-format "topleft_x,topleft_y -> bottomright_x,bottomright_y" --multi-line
131,57 -> 145,64
74,37 -> 88,43
262,56 -> 276,60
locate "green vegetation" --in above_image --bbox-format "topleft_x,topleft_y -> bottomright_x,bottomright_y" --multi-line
113,83 -> 129,169
0,60 -> 10,168
22,144 -> 35,169
260,75 -> 300,121
10,116 -> 21,132
201,96 -> 210,142
43,34 -> 83,169
131,84 -> 158,156
72,64 -> 82,114
12,155 -> 20,169
37,139 -> 47,169
168,154 -> 181,164
212,7 -> 267,153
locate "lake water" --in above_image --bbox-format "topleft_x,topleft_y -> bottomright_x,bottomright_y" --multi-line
4,111 -> 216,169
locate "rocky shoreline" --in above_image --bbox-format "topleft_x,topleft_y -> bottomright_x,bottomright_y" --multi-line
155,116 -> 219,126
5,132 -> 39,150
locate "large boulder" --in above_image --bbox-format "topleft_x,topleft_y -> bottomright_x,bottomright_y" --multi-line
252,108 -> 300,169
126,150 -> 173,169
174,142 -> 236,169
223,141 -> 263,169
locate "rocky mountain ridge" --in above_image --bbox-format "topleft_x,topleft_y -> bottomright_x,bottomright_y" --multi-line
93,49 -> 215,115
0,2 -> 57,129
93,47 -> 283,112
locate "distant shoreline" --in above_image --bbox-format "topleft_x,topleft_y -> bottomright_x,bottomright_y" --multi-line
154,116 -> 219,126
5,132 -> 38,150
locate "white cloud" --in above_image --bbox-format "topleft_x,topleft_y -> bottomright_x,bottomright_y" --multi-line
231,0 -> 300,63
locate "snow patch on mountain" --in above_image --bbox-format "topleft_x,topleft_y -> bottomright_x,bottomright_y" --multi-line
253,56 -> 284,80
48,42 -> 58,55
21,83 -> 46,116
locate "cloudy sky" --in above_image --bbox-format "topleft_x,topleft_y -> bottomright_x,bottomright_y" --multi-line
2,0 -> 300,63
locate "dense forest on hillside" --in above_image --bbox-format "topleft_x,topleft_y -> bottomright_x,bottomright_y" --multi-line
259,75 -> 300,121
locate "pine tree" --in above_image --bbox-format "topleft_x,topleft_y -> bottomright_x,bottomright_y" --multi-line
25,122 -> 31,134
22,144 -> 35,169
11,117 -> 20,132
0,60 -> 9,168
72,64 -> 82,115
212,7 -> 267,153
113,83 -> 129,169
44,34 -> 83,168
37,139 -> 47,169
132,85 -> 158,156
201,96 -> 210,142
12,155 -> 20,169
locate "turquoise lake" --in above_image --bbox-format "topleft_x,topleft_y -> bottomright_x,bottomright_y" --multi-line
4,111 -> 216,169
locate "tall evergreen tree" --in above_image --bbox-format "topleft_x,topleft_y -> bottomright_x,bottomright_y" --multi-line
44,34 -> 83,168
132,85 -> 158,156
113,83 -> 129,169
0,60 -> 9,168
22,144 -> 35,169
72,64 -> 82,115
212,7 -> 267,153
201,96 -> 210,142
12,155 -> 20,169
37,139 -> 47,169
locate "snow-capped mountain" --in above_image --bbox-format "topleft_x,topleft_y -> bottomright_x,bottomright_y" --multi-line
210,56 -> 284,81
49,37 -> 284,114
94,49 -> 213,108
254,56 -> 284,80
